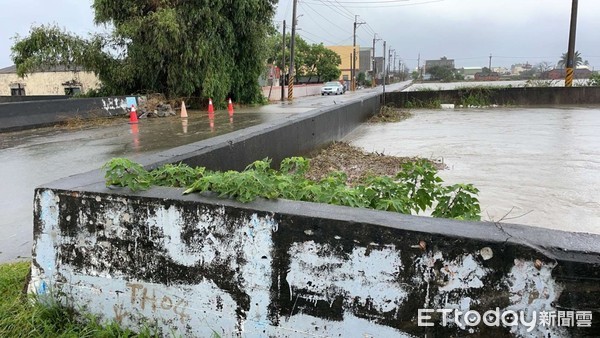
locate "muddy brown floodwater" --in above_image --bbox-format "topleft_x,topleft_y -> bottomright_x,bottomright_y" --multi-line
346,107 -> 600,235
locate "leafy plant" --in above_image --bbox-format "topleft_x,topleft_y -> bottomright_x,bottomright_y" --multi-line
102,158 -> 151,191
103,157 -> 481,221
588,72 -> 600,86
404,98 -> 441,109
458,88 -> 492,107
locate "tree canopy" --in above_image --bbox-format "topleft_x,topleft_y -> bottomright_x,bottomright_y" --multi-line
266,32 -> 341,83
426,65 -> 456,82
558,51 -> 583,69
11,0 -> 277,103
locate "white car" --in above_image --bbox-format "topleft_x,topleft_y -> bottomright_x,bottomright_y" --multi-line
321,81 -> 345,95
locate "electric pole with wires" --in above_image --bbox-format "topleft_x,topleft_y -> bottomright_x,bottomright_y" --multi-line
353,15 -> 366,91
372,33 -> 381,87
288,0 -> 298,102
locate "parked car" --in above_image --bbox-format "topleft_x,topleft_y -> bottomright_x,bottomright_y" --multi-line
321,81 -> 345,95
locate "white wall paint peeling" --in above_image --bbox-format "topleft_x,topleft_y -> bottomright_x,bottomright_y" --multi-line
286,241 -> 407,314
31,192 -> 279,335
30,190 -> 568,336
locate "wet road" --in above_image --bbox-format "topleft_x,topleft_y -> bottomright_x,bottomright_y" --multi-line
0,109 -> 294,263
0,82 -> 408,263
347,107 -> 600,234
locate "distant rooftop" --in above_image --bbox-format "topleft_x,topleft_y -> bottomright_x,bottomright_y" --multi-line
0,64 -> 85,74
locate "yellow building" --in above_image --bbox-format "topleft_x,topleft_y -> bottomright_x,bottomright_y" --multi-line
325,45 -> 360,84
0,65 -> 101,96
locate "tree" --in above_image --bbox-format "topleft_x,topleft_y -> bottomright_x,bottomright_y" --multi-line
304,44 -> 341,82
411,71 -> 420,80
356,72 -> 366,86
426,65 -> 455,82
558,51 -> 583,69
536,61 -> 553,73
11,0 -> 277,104
265,33 -> 340,83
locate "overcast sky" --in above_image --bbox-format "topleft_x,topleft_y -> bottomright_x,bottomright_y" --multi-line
2,0 -> 599,71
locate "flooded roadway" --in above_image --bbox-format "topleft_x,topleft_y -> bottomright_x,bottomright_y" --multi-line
347,107 -> 600,235
0,108 -> 292,263
0,82 -> 409,263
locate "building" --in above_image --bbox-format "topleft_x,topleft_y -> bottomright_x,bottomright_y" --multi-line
459,67 -> 483,80
541,68 -> 592,80
359,47 -> 373,78
474,72 -> 500,81
374,56 -> 384,80
510,63 -> 532,76
425,57 -> 455,71
326,45 -> 360,82
0,65 -> 100,96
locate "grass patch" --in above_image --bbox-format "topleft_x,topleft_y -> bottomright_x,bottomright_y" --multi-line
369,106 -> 412,123
0,261 -> 156,337
457,88 -> 493,108
403,98 -> 442,109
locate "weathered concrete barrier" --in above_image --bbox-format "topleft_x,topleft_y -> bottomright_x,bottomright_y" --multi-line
30,92 -> 600,337
0,96 -> 134,132
387,86 -> 600,107
0,95 -> 68,103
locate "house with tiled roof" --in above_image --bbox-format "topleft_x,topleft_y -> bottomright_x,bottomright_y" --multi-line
0,64 -> 100,96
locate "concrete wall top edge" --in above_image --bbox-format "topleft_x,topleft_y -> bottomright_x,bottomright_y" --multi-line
37,183 -> 600,263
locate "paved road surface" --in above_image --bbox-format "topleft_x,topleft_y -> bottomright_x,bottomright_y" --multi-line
0,82 -> 408,263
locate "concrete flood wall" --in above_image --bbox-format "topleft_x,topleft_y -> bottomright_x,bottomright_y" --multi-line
387,86 -> 600,107
29,93 -> 600,336
0,95 -> 68,103
0,96 -> 132,132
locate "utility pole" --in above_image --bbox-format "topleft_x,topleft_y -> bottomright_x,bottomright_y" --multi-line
417,53 -> 421,80
349,53 -> 353,88
288,0 -> 298,102
383,40 -> 387,105
281,20 -> 286,102
398,59 -> 402,80
566,0 -> 578,87
353,15 -> 366,91
388,48 -> 394,80
372,34 -> 381,87
489,53 -> 492,73
393,52 -> 397,74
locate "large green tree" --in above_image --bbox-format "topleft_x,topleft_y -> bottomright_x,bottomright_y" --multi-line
11,0 -> 277,103
426,65 -> 456,82
265,33 -> 340,83
303,44 -> 341,82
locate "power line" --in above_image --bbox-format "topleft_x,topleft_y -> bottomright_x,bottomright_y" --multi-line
298,29 -> 339,46
331,0 -> 357,18
301,2 -> 350,35
306,0 -> 355,20
304,0 -> 444,8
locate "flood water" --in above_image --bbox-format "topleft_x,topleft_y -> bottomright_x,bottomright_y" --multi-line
347,107 -> 600,234
0,109 -> 294,263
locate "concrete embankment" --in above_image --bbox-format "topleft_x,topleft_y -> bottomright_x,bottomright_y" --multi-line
388,86 -> 600,107
0,96 -> 131,132
29,90 -> 600,336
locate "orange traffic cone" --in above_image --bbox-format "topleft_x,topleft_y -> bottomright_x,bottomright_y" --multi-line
129,105 -> 139,124
208,98 -> 214,114
227,98 -> 234,117
181,101 -> 188,118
